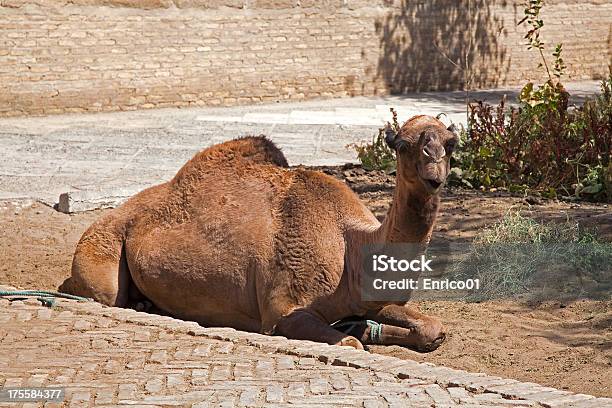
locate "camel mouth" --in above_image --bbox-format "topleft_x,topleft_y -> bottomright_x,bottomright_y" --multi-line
423,178 -> 443,191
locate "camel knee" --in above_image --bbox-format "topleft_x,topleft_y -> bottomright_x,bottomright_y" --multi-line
339,335 -> 364,350
67,263 -> 120,306
67,245 -> 130,307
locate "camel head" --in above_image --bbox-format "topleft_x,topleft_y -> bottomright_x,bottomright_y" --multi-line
385,115 -> 458,195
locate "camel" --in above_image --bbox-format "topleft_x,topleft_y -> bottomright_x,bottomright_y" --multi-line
60,115 -> 458,351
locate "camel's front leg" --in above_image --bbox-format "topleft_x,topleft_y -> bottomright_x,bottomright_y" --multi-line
366,304 -> 446,352
275,309 -> 364,350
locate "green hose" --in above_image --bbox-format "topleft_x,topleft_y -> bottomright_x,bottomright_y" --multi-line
0,290 -> 91,307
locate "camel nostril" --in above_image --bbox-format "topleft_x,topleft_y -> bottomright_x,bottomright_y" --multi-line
423,145 -> 436,158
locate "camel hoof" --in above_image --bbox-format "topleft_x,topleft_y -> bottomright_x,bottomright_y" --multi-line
417,332 -> 446,353
338,336 -> 364,350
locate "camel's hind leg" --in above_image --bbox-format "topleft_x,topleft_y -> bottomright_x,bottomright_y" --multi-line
59,226 -> 130,307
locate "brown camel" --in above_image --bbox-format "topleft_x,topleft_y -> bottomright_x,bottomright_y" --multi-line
61,115 -> 458,351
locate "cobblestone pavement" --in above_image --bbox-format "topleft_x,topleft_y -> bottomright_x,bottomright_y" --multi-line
1,287 -> 610,407
0,81 -> 600,205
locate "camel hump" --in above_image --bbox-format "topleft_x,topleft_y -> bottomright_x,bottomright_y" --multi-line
229,135 -> 289,168
197,135 -> 288,167
172,135 -> 288,185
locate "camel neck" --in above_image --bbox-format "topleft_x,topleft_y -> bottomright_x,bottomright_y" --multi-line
341,178 -> 441,313
374,179 -> 439,246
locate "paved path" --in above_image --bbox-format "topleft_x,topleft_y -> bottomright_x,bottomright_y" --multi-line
0,81 -> 600,205
1,288 -> 610,408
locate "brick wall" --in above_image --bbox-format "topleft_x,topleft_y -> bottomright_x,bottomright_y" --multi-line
1,0 -> 610,116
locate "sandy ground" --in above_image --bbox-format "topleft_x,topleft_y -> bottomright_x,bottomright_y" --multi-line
1,167 -> 610,397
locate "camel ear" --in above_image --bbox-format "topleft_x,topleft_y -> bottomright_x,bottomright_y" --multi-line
384,125 -> 398,150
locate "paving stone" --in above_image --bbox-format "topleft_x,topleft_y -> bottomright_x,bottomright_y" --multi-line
216,342 -> 234,354
134,330 -> 152,341
423,383 -> 454,405
472,392 -> 537,406
287,382 -> 307,397
266,384 -> 284,403
94,388 -> 116,404
193,344 -> 213,357
210,364 -> 232,381
238,387 -> 260,407
363,400 -> 388,408
330,375 -> 350,391
166,373 -> 188,390
73,319 -> 92,331
16,311 -> 32,321
566,398 -> 612,408
191,369 -> 209,386
145,376 -> 164,393
69,390 -> 91,407
0,299 -> 608,407
149,350 -> 168,364
309,377 -> 329,394
448,385 -> 474,402
233,362 -> 254,379
36,308 -> 53,320
118,383 -> 138,400
276,356 -> 295,370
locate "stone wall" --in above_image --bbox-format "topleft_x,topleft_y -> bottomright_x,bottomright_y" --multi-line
1,0 -> 610,116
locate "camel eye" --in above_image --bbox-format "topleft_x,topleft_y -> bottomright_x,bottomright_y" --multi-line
395,139 -> 408,153
445,139 -> 457,154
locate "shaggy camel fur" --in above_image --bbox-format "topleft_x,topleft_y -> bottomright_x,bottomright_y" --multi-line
61,115 -> 458,351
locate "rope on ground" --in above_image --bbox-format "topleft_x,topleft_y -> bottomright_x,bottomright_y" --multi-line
0,290 -> 91,308
331,319 -> 384,344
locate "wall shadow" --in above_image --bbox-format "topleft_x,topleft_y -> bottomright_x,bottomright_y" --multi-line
376,0 -> 510,93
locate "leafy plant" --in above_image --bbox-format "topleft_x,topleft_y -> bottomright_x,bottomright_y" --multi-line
456,72 -> 611,201
517,0 -> 567,113
449,0 -> 611,202
348,108 -> 398,172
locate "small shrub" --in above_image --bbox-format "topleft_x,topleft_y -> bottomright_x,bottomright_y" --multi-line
518,0 -> 567,111
449,0 -> 611,202
451,213 -> 612,301
348,108 -> 398,173
457,73 -> 612,201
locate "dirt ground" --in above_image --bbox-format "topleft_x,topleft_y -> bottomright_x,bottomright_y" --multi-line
1,166 -> 610,397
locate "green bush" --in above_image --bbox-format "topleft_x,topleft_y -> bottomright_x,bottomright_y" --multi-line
453,73 -> 611,201
450,0 -> 611,201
